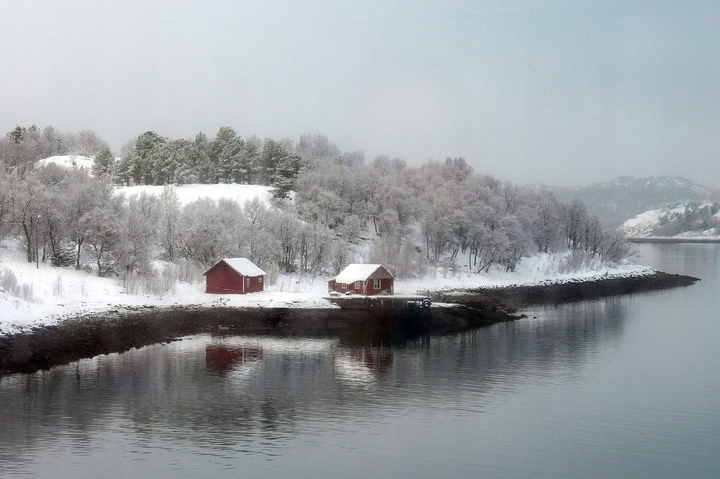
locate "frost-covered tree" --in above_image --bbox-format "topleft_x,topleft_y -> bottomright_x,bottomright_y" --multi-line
120,192 -> 160,275
564,199 -> 589,250
6,171 -> 46,262
76,130 -> 109,156
232,140 -> 259,184
190,132 -> 212,184
530,191 -> 564,253
83,197 -> 125,277
92,147 -> 115,178
65,176 -> 114,269
126,131 -> 167,185
0,139 -> 36,178
295,133 -> 341,167
158,186 -> 181,260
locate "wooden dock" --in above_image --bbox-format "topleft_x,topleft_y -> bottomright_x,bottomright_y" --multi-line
324,293 -> 432,310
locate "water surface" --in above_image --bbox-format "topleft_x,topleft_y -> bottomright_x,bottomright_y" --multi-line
1,244 -> 718,478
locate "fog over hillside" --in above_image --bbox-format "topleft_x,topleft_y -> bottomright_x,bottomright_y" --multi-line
529,176 -> 720,227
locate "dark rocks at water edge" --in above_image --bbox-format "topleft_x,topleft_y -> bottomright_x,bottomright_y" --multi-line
0,271 -> 699,376
433,271 -> 700,310
0,305 -> 517,376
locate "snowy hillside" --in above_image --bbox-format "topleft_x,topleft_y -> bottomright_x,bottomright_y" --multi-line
0,157 -> 655,337
37,155 -> 94,171
622,203 -> 720,238
34,156 -> 276,207
116,183 -> 275,207
532,176 -> 720,226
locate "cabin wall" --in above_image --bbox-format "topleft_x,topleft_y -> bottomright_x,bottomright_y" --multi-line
244,275 -> 264,293
206,268 -> 265,294
365,277 -> 393,295
206,267 -> 244,293
328,278 -> 393,296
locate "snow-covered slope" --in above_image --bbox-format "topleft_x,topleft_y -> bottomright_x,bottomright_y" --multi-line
36,155 -> 94,171
116,184 -> 274,207
622,203 -> 720,238
622,207 -> 685,238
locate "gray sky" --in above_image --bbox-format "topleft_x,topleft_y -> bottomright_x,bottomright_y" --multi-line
1,0 -> 718,187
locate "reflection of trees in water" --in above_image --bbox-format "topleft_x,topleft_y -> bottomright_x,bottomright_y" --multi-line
0,298 -> 627,468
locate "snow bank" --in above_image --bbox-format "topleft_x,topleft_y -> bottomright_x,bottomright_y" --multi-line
36,155 -> 94,171
115,184 -> 274,207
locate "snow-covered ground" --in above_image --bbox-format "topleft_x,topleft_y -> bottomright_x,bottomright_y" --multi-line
116,183 -> 275,207
37,155 -> 94,171
0,238 -> 653,337
622,208 -> 671,238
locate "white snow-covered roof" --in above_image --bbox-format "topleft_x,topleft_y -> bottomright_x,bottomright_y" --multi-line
331,264 -> 393,284
203,258 -> 267,277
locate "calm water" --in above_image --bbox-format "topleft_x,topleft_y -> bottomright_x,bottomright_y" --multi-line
1,244 -> 719,478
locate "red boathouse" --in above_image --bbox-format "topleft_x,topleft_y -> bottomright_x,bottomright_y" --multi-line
203,258 -> 267,294
328,264 -> 394,296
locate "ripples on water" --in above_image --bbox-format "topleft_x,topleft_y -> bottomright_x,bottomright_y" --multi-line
1,244 -> 719,478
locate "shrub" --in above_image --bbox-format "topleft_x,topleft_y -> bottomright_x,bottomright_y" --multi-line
0,267 -> 37,303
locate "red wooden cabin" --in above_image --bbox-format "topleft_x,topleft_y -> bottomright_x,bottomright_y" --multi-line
328,264 -> 394,296
203,258 -> 267,294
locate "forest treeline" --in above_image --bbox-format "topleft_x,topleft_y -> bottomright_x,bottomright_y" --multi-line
0,124 -> 630,282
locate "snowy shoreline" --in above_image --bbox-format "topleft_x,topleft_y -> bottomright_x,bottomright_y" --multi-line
1,247 -> 656,337
0,269 -> 699,376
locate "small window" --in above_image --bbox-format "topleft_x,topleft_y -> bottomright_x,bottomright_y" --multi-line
355,281 -> 362,289
341,283 -> 347,289
374,279 -> 381,290
245,277 -> 250,287
258,277 -> 262,283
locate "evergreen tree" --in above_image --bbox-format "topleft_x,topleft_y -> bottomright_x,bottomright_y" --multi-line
260,139 -> 285,185
92,147 -> 115,178
232,140 -> 259,184
132,131 -> 166,185
271,151 -> 306,199
190,132 -> 212,183
113,154 -> 132,186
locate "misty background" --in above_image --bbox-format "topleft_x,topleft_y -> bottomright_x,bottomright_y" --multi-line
1,0 -> 718,187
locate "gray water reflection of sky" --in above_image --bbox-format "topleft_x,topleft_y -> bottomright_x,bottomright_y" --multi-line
0,303 -> 627,477
1,1 -> 719,187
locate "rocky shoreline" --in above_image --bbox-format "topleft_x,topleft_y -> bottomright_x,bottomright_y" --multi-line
432,271 -> 700,310
0,271 -> 699,376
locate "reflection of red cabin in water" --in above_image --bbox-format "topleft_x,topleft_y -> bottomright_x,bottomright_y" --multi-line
203,258 -> 266,294
205,345 -> 263,371
328,264 -> 394,296
351,347 -> 393,373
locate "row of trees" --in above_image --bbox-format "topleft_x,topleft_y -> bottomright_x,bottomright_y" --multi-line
5,124 -> 109,162
294,156 -> 630,274
99,129 -> 328,199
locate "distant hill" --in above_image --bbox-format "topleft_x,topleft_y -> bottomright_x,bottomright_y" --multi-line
528,176 -> 720,226
622,203 -> 720,238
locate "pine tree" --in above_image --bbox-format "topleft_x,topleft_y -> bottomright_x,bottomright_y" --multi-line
92,147 -> 115,178
271,151 -> 307,199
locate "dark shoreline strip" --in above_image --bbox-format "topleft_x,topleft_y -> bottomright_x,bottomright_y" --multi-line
433,271 -> 700,310
0,272 -> 699,377
629,237 -> 720,244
